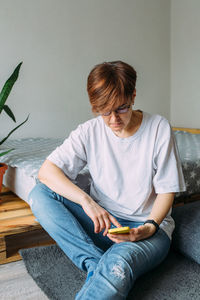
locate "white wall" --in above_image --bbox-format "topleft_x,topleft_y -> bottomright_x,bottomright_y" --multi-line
171,0 -> 200,128
0,0 -> 170,139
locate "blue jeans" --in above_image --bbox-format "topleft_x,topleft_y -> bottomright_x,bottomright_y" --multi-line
29,182 -> 171,300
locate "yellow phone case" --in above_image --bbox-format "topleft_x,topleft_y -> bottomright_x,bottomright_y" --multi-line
108,226 -> 130,234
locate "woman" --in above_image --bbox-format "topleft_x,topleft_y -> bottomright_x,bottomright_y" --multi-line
29,61 -> 186,299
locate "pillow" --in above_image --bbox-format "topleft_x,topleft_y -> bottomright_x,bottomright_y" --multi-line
172,201 -> 200,265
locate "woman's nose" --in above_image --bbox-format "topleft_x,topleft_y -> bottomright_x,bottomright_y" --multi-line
110,111 -> 120,120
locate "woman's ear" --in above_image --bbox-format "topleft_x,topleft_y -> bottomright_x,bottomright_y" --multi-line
131,89 -> 136,104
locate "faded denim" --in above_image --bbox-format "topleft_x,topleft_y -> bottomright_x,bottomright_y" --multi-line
29,182 -> 171,300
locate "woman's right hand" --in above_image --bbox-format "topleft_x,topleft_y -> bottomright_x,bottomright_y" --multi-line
81,197 -> 121,236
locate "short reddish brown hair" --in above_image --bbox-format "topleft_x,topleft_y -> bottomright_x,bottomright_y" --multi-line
87,61 -> 137,113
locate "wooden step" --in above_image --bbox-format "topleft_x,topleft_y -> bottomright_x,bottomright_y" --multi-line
0,188 -> 55,264
0,197 -> 29,212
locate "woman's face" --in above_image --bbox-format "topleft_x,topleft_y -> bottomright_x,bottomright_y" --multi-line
101,102 -> 134,135
100,92 -> 136,136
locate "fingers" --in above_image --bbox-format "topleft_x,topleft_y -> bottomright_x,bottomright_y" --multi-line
98,216 -> 106,233
109,215 -> 121,228
107,235 -> 122,243
86,203 -> 121,235
107,232 -> 129,240
107,228 -> 141,243
102,214 -> 121,236
93,211 -> 121,234
107,225 -> 155,243
93,217 -> 100,233
93,214 -> 111,234
107,233 -> 130,243
103,217 -> 111,236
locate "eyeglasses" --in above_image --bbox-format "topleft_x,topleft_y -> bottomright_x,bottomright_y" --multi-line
100,104 -> 131,117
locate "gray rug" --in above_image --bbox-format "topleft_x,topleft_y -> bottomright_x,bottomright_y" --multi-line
20,245 -> 200,300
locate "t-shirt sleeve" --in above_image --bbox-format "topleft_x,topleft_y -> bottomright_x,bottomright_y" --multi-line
153,119 -> 186,194
47,125 -> 87,180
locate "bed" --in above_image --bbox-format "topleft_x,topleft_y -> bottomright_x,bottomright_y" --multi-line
0,127 -> 200,204
172,127 -> 200,204
0,138 -> 91,202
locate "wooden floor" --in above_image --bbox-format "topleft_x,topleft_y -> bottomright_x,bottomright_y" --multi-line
0,186 -> 52,299
0,186 -> 55,264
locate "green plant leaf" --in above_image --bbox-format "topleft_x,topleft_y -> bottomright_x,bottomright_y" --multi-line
0,148 -> 14,157
0,62 -> 23,114
3,105 -> 16,122
0,114 -> 29,145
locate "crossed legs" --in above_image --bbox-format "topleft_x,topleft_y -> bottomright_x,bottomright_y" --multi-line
29,183 -> 171,300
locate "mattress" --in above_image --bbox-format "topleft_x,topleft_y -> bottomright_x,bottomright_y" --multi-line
0,138 -> 91,203
0,132 -> 200,203
3,165 -> 36,202
174,131 -> 200,197
1,138 -> 62,202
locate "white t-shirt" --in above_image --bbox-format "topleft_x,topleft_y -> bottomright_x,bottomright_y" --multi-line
47,112 -> 186,239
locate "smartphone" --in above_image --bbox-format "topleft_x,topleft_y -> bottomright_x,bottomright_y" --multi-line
108,226 -> 130,234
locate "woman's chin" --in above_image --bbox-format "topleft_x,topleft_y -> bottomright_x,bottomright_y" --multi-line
110,123 -> 123,130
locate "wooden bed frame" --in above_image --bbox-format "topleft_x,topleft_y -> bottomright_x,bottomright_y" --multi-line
172,127 -> 200,134
0,186 -> 55,265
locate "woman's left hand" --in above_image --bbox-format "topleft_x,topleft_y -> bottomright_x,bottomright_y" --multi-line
107,223 -> 156,243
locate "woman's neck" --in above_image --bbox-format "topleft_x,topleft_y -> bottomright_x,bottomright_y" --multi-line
115,110 -> 143,138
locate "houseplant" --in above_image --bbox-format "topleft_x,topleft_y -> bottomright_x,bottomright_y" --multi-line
0,62 -> 29,192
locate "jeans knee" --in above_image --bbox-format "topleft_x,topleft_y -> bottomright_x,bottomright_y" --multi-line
28,183 -> 51,211
99,249 -> 134,292
110,254 -> 133,280
109,243 -> 136,266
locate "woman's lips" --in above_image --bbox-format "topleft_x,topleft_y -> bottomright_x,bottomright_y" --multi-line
110,123 -> 122,126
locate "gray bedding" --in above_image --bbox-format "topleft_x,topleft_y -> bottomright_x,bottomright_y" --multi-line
174,131 -> 200,197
